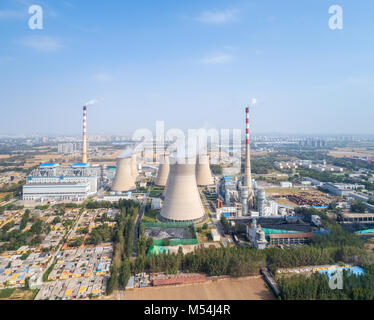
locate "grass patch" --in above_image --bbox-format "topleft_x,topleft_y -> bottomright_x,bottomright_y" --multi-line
0,288 -> 16,299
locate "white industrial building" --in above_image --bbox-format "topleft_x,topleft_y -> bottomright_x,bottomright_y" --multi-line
23,182 -> 91,201
23,163 -> 99,202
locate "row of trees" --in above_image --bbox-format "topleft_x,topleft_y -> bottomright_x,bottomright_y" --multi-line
130,247 -> 267,278
278,264 -> 374,300
106,200 -> 139,295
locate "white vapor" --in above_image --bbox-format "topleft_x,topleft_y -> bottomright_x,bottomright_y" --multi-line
85,99 -> 98,106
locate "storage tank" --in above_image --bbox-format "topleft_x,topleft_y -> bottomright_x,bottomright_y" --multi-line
160,157 -> 205,222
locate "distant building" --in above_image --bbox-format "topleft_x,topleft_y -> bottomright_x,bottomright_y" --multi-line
303,177 -> 323,187
57,143 -> 78,155
280,181 -> 293,188
340,213 -> 374,224
322,183 -> 365,196
211,229 -> 220,242
268,232 -> 313,245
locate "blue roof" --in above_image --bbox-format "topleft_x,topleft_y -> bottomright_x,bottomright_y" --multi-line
40,163 -> 59,168
72,163 -> 90,168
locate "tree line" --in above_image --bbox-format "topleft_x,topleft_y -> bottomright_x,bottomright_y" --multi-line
106,200 -> 139,295
278,264 -> 374,300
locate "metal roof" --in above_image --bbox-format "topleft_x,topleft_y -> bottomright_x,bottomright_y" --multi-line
40,163 -> 59,168
71,163 -> 90,168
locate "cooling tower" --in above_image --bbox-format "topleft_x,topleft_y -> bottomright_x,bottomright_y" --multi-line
155,155 -> 170,187
160,158 -> 205,222
112,157 -> 136,192
131,154 -> 138,181
196,155 -> 214,186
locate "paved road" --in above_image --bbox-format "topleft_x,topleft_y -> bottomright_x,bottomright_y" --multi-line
132,187 -> 151,257
200,189 -> 229,247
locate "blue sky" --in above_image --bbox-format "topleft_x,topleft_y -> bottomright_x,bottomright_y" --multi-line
0,0 -> 373,135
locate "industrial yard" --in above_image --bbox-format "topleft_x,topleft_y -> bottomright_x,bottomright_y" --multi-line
265,188 -> 337,207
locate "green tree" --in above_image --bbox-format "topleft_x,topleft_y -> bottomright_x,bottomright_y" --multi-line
118,260 -> 131,289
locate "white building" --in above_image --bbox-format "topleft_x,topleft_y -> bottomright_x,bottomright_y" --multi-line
23,182 -> 91,201
280,181 -> 293,188
151,198 -> 162,210
23,163 -> 99,201
211,229 -> 220,242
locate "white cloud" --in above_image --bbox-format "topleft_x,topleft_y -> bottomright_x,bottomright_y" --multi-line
201,53 -> 232,64
17,36 -> 63,52
197,9 -> 238,24
92,73 -> 113,82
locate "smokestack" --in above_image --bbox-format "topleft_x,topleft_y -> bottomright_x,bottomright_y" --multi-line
82,106 -> 88,164
196,155 -> 214,186
160,157 -> 205,222
155,154 -> 170,187
112,157 -> 136,192
244,106 -> 254,206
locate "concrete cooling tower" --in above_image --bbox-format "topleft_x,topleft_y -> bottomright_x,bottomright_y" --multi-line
160,158 -> 205,222
196,155 -> 214,186
155,155 -> 170,187
131,154 -> 138,181
112,157 -> 136,192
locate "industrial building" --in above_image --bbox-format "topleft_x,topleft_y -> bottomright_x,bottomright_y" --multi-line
268,232 -> 313,245
245,216 -> 320,248
23,163 -> 99,201
322,183 -> 365,196
339,213 -> 374,224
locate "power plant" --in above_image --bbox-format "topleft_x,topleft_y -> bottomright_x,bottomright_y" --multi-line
112,157 -> 136,192
159,157 -> 205,222
195,154 -> 214,186
155,154 -> 170,187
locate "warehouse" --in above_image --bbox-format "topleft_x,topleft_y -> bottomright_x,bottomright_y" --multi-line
22,163 -> 99,201
23,182 -> 91,201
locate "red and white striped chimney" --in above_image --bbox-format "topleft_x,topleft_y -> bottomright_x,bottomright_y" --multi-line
82,106 -> 88,163
244,106 -> 253,204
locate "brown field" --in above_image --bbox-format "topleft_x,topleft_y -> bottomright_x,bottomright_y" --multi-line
328,147 -> 374,158
112,276 -> 273,300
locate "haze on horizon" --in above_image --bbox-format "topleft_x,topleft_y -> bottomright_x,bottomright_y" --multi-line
1,0 -> 373,136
